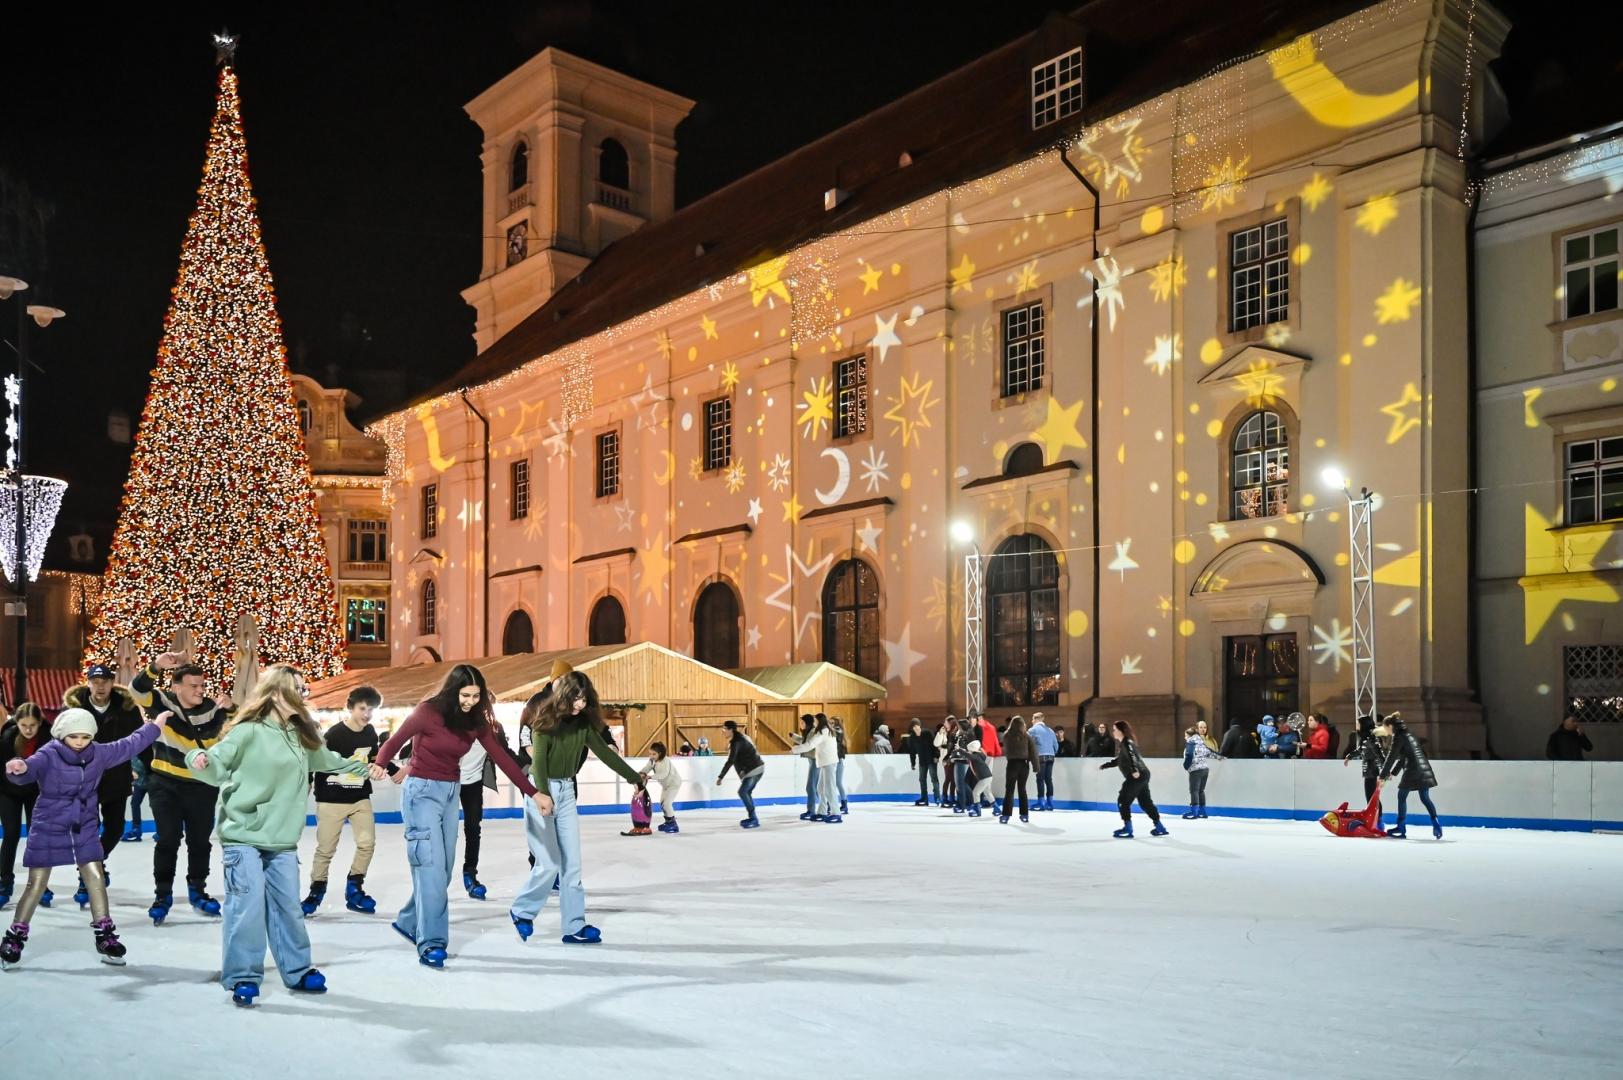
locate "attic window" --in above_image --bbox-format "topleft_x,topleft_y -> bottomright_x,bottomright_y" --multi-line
1032,48 -> 1084,129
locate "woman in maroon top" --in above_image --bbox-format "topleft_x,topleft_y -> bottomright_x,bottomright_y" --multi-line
371,665 -> 537,968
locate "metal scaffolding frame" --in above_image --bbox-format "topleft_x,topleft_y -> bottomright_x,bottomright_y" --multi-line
963,550 -> 985,716
1347,487 -> 1379,721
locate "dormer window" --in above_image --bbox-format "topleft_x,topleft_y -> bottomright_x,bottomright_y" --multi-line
1031,48 -> 1083,129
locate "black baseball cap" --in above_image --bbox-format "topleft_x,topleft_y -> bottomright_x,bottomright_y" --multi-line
86,664 -> 116,680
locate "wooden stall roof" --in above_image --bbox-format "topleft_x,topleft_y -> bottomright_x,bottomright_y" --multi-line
733,662 -> 885,702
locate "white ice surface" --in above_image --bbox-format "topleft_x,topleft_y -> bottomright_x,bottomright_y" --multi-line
0,807 -> 1617,1079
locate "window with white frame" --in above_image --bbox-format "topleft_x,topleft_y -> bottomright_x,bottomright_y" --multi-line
420,484 -> 438,539
834,355 -> 868,439
346,518 -> 387,563
1232,410 -> 1289,519
1229,218 -> 1290,333
1564,435 -> 1623,525
704,397 -> 731,472
420,579 -> 437,636
595,431 -> 620,498
1562,224 -> 1620,320
1031,48 -> 1083,129
1564,644 -> 1623,724
1001,301 -> 1046,397
510,459 -> 530,519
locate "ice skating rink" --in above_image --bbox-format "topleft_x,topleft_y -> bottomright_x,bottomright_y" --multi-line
1,806 -> 1617,1079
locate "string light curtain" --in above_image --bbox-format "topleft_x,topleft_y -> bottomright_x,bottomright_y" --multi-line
88,64 -> 346,685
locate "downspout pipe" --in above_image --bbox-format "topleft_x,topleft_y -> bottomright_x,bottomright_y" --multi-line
1058,145 -> 1103,733
460,389 -> 492,657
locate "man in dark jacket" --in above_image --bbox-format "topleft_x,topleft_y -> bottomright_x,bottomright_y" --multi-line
1546,716 -> 1594,761
1219,721 -> 1257,759
63,664 -> 144,869
904,719 -> 940,806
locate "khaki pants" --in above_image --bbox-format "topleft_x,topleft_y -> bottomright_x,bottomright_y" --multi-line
311,801 -> 376,883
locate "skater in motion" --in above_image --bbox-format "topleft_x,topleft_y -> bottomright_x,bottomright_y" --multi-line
639,742 -> 683,834
789,714 -> 841,823
716,719 -> 765,828
1379,713 -> 1443,839
131,651 -> 233,924
373,664 -> 539,968
185,664 -> 372,1006
1,706 -> 164,970
302,686 -> 392,917
1181,725 -> 1222,819
509,671 -> 646,944
62,663 -> 143,907
1098,720 -> 1167,838
457,710 -> 516,900
1,704 -> 47,910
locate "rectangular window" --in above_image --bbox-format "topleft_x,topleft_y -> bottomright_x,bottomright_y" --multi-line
1564,435 -> 1623,525
704,397 -> 732,472
595,431 -> 620,498
1001,301 -> 1046,397
1229,218 -> 1290,333
345,598 -> 388,645
1562,224 -> 1620,320
1564,644 -> 1623,724
834,355 -> 869,439
1030,48 -> 1083,129
346,519 -> 387,563
420,484 -> 438,539
510,459 -> 530,519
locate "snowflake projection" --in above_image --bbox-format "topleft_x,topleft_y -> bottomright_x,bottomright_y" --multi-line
797,374 -> 834,439
1235,362 -> 1285,408
688,456 -> 705,481
1143,334 -> 1182,376
1355,193 -> 1398,236
767,453 -> 792,492
523,500 -> 548,543
1147,254 -> 1186,303
859,446 -> 890,493
1312,618 -> 1354,673
724,459 -> 747,494
1199,155 -> 1250,212
720,361 -> 741,392
1085,257 -> 1129,332
1072,116 -> 1147,198
1299,172 -> 1333,211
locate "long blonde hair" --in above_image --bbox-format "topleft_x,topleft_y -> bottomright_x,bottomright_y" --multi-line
231,664 -> 322,750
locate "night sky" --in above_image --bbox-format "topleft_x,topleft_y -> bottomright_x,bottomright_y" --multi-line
0,1 -> 1612,571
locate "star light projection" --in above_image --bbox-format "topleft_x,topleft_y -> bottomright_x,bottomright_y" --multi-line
89,64 -> 345,686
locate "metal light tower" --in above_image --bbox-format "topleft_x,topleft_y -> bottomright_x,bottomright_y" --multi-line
952,520 -> 985,716
1325,468 -> 1378,720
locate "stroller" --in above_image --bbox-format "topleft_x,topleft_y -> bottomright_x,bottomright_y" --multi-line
1318,781 -> 1388,838
622,785 -> 653,836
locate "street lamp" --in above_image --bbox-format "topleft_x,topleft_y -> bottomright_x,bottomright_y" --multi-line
951,520 -> 985,716
1322,466 -> 1378,722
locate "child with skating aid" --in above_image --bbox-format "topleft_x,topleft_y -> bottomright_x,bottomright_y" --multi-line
640,742 -> 682,834
302,686 -> 393,916
184,665 -> 372,1006
1,706 -> 165,969
622,786 -> 654,836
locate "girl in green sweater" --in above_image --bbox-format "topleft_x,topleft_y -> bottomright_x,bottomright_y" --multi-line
509,670 -> 642,945
186,664 -> 371,1007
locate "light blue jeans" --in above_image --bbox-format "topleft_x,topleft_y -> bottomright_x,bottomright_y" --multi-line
817,764 -> 839,816
804,761 -> 817,813
220,845 -> 310,990
512,779 -> 585,934
397,777 -> 460,955
835,759 -> 848,807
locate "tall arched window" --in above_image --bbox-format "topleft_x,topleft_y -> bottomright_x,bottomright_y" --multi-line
589,595 -> 627,646
509,141 -> 529,192
988,534 -> 1060,706
693,582 -> 740,669
296,399 -> 313,436
502,609 -> 534,654
1231,410 -> 1289,519
598,138 -> 629,190
420,579 -> 438,636
822,558 -> 880,682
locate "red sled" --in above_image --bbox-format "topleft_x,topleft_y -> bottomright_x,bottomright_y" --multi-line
1318,783 -> 1389,838
622,788 -> 653,836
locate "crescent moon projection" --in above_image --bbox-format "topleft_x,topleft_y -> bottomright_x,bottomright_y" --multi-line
416,405 -> 458,473
1267,34 -> 1417,129
815,447 -> 851,506
654,449 -> 676,487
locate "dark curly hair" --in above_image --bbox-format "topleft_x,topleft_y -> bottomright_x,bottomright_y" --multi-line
426,664 -> 494,732
526,671 -> 602,735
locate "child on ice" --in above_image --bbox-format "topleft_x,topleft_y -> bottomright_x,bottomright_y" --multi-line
185,665 -> 373,1006
2,706 -> 164,969
301,685 -> 392,916
640,742 -> 682,834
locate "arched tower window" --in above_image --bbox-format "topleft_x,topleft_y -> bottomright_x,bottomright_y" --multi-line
509,141 -> 529,192
598,138 -> 630,190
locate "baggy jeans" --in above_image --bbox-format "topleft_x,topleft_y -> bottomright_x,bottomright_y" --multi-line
512,779 -> 586,935
396,777 -> 460,955
220,845 -> 311,991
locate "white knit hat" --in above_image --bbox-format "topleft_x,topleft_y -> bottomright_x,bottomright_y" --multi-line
52,707 -> 98,740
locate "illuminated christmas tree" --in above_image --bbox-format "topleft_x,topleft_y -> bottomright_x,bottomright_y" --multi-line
89,46 -> 346,685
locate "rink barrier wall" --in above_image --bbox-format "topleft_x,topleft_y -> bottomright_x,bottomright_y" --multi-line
99,756 -> 1623,835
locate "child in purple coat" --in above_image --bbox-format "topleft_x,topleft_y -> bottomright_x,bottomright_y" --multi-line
1,706 -> 166,969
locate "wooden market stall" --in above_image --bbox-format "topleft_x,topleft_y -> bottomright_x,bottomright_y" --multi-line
734,663 -> 886,753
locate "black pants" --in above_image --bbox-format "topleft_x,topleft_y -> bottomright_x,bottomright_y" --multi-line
148,775 -> 218,892
98,788 -> 129,862
917,760 -> 940,798
1187,769 -> 1210,809
1001,759 -> 1031,818
460,782 -> 485,876
1035,757 -> 1055,800
1363,775 -> 1382,818
1,789 -> 37,889
1117,776 -> 1160,823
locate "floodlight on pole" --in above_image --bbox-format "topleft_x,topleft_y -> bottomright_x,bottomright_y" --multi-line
1325,467 -> 1379,722
952,520 -> 986,717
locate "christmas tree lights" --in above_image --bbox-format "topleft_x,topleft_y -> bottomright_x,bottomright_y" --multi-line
88,62 -> 346,685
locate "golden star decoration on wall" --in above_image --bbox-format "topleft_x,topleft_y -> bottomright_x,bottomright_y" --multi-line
688,456 -> 704,481
1235,362 -> 1285,408
781,493 -> 803,522
1199,156 -> 1250,212
1521,503 -> 1620,644
1379,382 -> 1423,443
883,372 -> 941,449
1148,254 -> 1186,303
1300,173 -> 1333,211
1073,115 -> 1146,198
859,262 -> 884,295
1032,395 -> 1087,464
1014,261 -> 1040,297
1355,193 -> 1398,236
797,375 -> 834,439
748,255 -> 792,307
1374,278 -> 1423,324
720,361 -> 740,393
508,399 -> 549,444
656,329 -> 674,361
700,313 -> 719,341
636,532 -> 670,600
725,460 -> 746,494
950,254 -> 976,295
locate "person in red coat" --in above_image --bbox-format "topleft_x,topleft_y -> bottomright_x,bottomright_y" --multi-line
1302,716 -> 1332,759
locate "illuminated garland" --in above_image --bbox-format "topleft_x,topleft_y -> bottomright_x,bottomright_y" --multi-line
87,66 -> 347,685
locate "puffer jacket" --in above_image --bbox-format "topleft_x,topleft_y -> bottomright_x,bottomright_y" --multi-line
1098,739 -> 1151,780
1258,719 -> 1280,755
1219,723 -> 1257,759
1275,727 -> 1301,758
1344,731 -> 1389,781
1380,724 -> 1437,790
1183,735 -> 1221,771
944,728 -> 971,765
6,724 -> 159,867
62,684 -> 144,800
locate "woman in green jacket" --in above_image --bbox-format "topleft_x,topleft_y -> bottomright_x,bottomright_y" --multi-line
509,670 -> 642,945
186,664 -> 370,1007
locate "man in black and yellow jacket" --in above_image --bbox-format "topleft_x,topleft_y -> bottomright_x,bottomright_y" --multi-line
62,663 -> 145,907
130,651 -> 233,923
